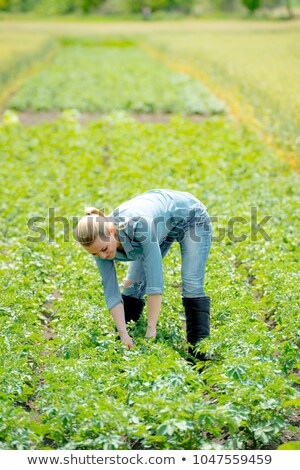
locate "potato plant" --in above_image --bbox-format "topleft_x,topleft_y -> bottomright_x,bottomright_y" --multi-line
0,111 -> 299,449
8,37 -> 225,115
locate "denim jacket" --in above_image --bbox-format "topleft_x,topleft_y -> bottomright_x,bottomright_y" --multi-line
95,189 -> 207,310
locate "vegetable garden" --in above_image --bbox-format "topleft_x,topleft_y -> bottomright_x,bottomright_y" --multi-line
0,18 -> 299,450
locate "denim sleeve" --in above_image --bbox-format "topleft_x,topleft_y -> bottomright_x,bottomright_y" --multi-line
133,216 -> 164,295
94,257 -> 122,310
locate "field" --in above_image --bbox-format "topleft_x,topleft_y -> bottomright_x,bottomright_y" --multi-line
147,26 -> 300,157
8,37 -> 224,114
0,30 -> 54,104
0,17 -> 299,450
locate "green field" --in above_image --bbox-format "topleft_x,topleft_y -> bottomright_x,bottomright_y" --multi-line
9,38 -> 224,114
0,30 -> 54,100
147,26 -> 300,156
0,17 -> 299,450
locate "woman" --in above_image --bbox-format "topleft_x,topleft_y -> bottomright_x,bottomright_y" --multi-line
75,189 -> 212,362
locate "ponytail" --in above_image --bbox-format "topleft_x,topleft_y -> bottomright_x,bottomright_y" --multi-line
85,206 -> 105,217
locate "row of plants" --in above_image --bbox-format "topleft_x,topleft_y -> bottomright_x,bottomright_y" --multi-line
8,36 -> 225,114
0,30 -> 54,101
0,110 -> 299,449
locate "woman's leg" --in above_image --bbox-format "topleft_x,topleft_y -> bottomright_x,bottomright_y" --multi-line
180,212 -> 212,298
122,260 -> 146,323
123,260 -> 147,299
179,210 -> 212,361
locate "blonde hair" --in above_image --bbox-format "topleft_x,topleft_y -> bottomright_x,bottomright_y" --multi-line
74,206 -> 110,246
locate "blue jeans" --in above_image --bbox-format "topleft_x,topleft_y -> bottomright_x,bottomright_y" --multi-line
122,210 -> 212,299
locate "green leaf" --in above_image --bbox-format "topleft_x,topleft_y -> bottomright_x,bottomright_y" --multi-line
277,442 -> 300,450
156,424 -> 175,437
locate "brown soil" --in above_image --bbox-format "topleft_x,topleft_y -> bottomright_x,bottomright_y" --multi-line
41,288 -> 62,341
13,111 -> 210,127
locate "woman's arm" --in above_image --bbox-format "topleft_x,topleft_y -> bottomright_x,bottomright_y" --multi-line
145,294 -> 162,338
131,216 -> 164,339
95,257 -> 123,311
110,303 -> 134,349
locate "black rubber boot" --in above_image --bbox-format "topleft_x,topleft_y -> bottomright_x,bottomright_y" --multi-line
183,296 -> 210,363
122,294 -> 145,323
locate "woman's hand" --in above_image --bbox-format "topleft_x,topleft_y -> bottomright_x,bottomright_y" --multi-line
110,303 -> 133,349
145,325 -> 157,339
120,332 -> 134,349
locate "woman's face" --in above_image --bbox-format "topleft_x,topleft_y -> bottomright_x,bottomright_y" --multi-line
83,227 -> 118,260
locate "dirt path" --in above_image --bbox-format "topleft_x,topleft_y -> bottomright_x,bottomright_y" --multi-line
11,111 -> 211,126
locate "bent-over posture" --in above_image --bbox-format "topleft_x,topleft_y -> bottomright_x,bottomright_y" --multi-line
75,189 -> 212,362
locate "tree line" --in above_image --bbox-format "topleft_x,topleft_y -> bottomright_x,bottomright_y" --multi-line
0,0 -> 297,16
